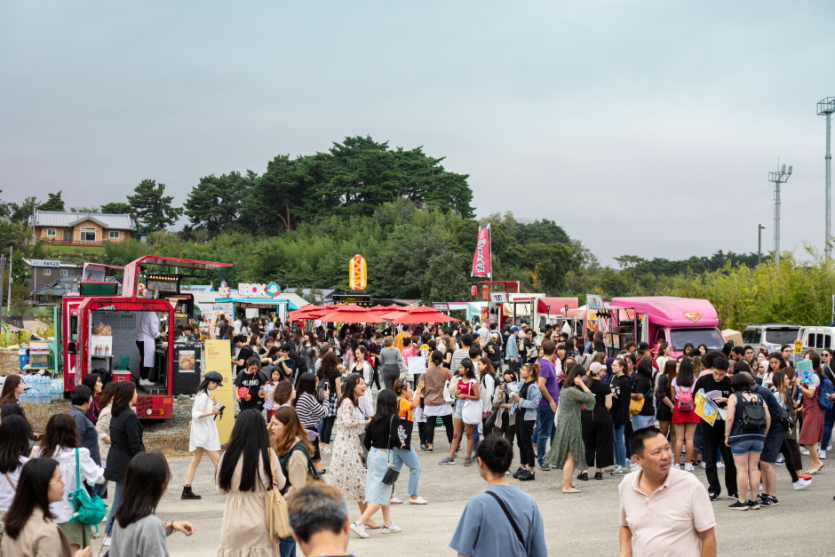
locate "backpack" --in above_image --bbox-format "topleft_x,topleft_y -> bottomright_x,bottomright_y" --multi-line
676,385 -> 694,412
740,393 -> 767,430
818,377 -> 835,411
278,442 -> 320,495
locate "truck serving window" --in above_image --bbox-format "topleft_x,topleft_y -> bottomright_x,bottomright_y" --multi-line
670,328 -> 725,352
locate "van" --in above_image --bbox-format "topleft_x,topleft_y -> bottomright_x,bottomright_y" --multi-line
799,326 -> 835,353
742,324 -> 801,355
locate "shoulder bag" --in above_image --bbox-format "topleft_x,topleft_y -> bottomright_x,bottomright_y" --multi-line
265,451 -> 293,543
68,449 -> 108,533
382,415 -> 401,485
443,372 -> 455,404
485,490 -> 524,549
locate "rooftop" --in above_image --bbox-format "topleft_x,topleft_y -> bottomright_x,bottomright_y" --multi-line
29,210 -> 136,231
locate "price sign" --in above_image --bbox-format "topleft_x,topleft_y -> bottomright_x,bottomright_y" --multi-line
794,340 -> 803,354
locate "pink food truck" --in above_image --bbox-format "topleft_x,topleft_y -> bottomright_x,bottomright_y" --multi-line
609,296 -> 725,358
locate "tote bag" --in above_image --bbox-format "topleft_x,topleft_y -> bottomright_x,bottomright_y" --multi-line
265,452 -> 292,543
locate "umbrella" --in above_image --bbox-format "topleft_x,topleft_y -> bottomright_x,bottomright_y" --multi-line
390,311 -> 459,324
287,305 -> 332,321
378,306 -> 416,320
319,304 -> 381,323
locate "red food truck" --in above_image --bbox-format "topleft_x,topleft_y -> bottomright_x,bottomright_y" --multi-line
62,256 -> 232,420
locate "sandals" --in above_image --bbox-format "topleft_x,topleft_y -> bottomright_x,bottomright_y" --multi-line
562,487 -> 581,494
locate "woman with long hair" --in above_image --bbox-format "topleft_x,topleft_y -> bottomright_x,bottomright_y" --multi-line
182,372 -> 223,500
217,409 -> 282,556
301,332 -> 318,372
438,359 -> 480,467
724,373 -> 770,510
579,362 -> 613,481
630,357 -> 656,432
0,415 -> 32,548
34,413 -> 104,554
95,382 -> 118,497
81,374 -> 103,425
328,374 -> 371,521
798,351 -> 826,474
542,363 -> 595,494
379,336 -> 406,392
609,358 -> 632,474
103,381 -> 145,546
270,406 -> 316,557
510,362 -> 541,481
772,371 -> 810,489
0,376 -> 24,407
477,358 -> 497,434
317,351 -> 342,454
112,452 -> 194,556
1,458 -> 91,557
656,359 -> 677,448
671,358 -> 700,470
350,390 -> 403,538
292,372 -> 328,475
389,379 -> 426,505
442,336 -> 456,368
422,350 -> 454,452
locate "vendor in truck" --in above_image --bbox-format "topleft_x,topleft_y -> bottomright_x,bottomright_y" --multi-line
136,311 -> 161,388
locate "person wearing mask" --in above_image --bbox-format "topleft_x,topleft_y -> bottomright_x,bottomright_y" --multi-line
532,340 -> 559,471
724,373 -> 770,510
0,415 -> 32,549
103,382 -> 145,547
609,358 -> 632,475
450,435 -> 547,557
286,483 -> 353,557
33,413 -> 105,554
797,351 -> 826,474
217,409 -> 283,556
510,363 -> 542,482
671,359 -> 700,471
438,359 -> 480,467
1,458 -> 92,557
542,364 -> 595,494
693,356 -> 737,501
110,452 -> 194,556
390,379 -> 427,505
580,362 -> 613,481
422,351 -> 454,452
182,372 -> 223,500
350,390 -> 404,538
81,374 -> 103,425
292,373 -> 328,475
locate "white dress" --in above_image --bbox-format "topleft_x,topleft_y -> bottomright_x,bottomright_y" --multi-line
190,391 -> 221,452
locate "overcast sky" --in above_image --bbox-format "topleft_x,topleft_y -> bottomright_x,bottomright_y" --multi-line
2,1 -> 834,266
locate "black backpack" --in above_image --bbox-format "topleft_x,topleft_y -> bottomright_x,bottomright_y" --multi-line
740,393 -> 767,430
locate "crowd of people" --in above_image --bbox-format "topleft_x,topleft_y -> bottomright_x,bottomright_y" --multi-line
2,311 -> 834,557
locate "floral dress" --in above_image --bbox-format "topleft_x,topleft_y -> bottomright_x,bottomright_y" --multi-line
542,386 -> 595,470
328,399 -> 367,502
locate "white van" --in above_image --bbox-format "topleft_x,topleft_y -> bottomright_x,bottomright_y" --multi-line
799,326 -> 835,353
742,324 -> 801,355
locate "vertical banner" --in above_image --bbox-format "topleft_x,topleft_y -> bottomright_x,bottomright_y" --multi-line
348,254 -> 367,291
205,339 -> 235,444
470,224 -> 492,278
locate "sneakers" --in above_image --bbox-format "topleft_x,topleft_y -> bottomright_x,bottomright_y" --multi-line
518,469 -> 535,481
103,536 -> 112,547
512,466 -> 526,478
727,493 -> 739,500
819,450 -> 827,460
381,523 -> 402,534
801,447 -> 810,455
321,447 -> 332,455
684,463 -> 695,472
419,443 -> 428,452
700,461 -> 707,469
577,472 -> 589,481
728,501 -> 748,511
717,461 -> 726,469
539,462 -> 551,471
608,465 -> 623,475
758,495 -> 779,506
747,499 -> 760,510
709,492 -> 720,502
672,464 -> 681,470
793,478 -> 812,490
138,378 -> 155,387
350,522 -> 369,538
630,463 -> 642,473
438,457 -> 455,465
408,496 -> 428,505
389,496 -> 403,504
594,472 -> 603,480
464,457 -> 473,467
611,466 -> 630,476
797,473 -> 812,480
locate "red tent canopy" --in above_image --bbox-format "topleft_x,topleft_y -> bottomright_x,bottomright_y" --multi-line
390,311 -> 459,324
320,305 -> 382,323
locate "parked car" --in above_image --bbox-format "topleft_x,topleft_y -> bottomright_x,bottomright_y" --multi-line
742,324 -> 802,355
799,326 -> 835,353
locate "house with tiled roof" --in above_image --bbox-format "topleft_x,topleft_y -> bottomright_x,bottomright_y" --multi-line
28,210 -> 136,247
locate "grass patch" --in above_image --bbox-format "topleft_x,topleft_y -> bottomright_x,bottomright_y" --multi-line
43,245 -> 105,256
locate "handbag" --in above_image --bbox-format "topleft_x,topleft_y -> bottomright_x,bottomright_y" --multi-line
265,451 -> 293,543
381,415 -> 401,485
443,379 -> 455,404
68,449 -> 108,533
629,388 -> 652,415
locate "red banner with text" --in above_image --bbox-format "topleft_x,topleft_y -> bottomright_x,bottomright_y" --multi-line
470,224 -> 492,278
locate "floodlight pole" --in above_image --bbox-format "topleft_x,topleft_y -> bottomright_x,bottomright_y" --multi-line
758,224 -> 765,265
819,98 -> 835,259
768,164 -> 792,265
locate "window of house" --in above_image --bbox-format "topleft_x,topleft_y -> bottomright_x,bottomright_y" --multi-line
80,227 -> 96,242
109,231 -> 120,239
47,228 -> 56,236
61,269 -> 68,277
43,269 -> 51,276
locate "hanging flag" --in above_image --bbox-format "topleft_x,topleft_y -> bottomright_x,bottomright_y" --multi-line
470,224 -> 492,278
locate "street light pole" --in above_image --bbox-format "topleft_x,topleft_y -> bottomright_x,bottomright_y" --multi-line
758,224 -> 765,265
768,164 -> 793,265
818,98 -> 835,258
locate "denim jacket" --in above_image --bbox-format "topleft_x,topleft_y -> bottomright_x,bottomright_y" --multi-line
511,380 -> 542,421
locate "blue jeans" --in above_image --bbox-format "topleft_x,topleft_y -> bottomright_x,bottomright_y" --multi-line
631,414 -> 655,432
823,412 -> 835,451
104,481 -> 124,536
533,406 -> 556,464
393,446 -> 422,495
279,535 -> 296,557
613,425 -> 626,467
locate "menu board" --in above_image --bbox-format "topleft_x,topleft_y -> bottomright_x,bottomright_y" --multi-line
205,340 -> 235,443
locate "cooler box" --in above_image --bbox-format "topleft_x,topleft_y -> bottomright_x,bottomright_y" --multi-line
112,371 -> 132,383
18,349 -> 28,370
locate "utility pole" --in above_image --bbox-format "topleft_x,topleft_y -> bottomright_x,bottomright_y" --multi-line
758,224 -> 765,265
768,164 -> 793,265
7,246 -> 13,313
819,98 -> 835,258
0,253 -> 5,317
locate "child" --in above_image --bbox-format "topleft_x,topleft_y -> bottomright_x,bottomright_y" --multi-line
234,356 -> 268,414
263,368 -> 281,420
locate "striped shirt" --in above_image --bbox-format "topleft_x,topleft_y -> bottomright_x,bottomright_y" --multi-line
295,392 -> 328,430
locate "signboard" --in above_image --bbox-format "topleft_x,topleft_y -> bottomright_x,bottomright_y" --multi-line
331,294 -> 373,306
349,254 -> 368,291
266,282 -> 281,298
30,259 -> 60,267
586,294 -> 604,310
238,283 -> 268,298
491,293 -> 507,303
432,303 -> 450,311
794,340 -> 803,354
470,224 -> 492,278
205,339 -> 235,443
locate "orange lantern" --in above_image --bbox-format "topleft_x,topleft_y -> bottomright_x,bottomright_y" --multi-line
482,285 -> 489,300
471,285 -> 477,297
349,254 -> 367,291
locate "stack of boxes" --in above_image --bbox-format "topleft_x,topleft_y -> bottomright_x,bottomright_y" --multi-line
28,341 -> 50,370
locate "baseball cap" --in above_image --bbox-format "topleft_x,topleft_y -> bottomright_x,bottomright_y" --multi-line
637,342 -> 649,351
510,326 -> 521,332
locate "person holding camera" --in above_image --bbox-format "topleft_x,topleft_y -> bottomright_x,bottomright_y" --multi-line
182,372 -> 223,500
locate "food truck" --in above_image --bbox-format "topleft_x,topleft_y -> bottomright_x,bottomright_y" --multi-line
608,296 -> 725,358
63,256 -> 232,419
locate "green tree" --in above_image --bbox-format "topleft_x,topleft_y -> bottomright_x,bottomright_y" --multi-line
9,196 -> 38,224
127,180 -> 183,233
100,202 -> 133,214
38,191 -> 65,211
185,171 -> 254,236
242,156 -> 309,233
